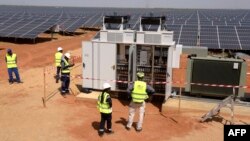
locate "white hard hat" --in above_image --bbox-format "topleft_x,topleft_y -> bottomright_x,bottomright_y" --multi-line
65,53 -> 71,59
57,47 -> 63,51
103,83 -> 111,89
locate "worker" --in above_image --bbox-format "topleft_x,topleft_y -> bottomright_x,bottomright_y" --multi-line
5,49 -> 21,84
126,72 -> 155,132
97,83 -> 114,136
55,47 -> 63,83
60,52 -> 74,96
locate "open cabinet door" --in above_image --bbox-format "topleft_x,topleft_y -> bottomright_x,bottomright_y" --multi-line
98,43 -> 117,90
128,44 -> 137,83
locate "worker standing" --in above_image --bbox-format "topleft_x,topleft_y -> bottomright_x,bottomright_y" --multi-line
5,49 -> 21,84
126,72 -> 155,132
60,52 -> 74,96
55,47 -> 63,83
97,83 -> 114,136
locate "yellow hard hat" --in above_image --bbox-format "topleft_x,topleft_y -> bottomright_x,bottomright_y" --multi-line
137,72 -> 144,78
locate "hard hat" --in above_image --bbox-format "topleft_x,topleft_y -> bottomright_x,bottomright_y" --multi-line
57,47 -> 63,51
7,48 -> 12,53
103,83 -> 111,89
137,72 -> 144,78
65,53 -> 71,59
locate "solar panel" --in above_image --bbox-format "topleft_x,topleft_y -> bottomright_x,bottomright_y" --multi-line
218,26 -> 241,50
83,13 -> 103,28
236,26 -> 250,50
0,19 -> 31,37
200,21 -> 212,26
64,18 -> 85,32
200,26 -> 219,49
166,24 -> 181,43
179,25 -> 198,46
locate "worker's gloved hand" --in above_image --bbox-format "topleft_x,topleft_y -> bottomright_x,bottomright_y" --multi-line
127,95 -> 132,101
146,95 -> 153,103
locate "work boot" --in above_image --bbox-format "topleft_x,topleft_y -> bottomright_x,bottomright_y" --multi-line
9,79 -> 14,84
61,91 -> 67,98
136,128 -> 142,132
106,129 -> 114,134
125,126 -> 131,131
98,130 -> 104,137
17,81 -> 23,84
65,90 -> 70,95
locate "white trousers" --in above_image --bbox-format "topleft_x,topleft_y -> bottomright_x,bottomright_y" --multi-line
126,101 -> 145,129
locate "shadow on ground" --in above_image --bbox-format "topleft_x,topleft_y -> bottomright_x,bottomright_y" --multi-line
91,121 -> 99,131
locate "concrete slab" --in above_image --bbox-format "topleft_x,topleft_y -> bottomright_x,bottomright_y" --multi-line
76,91 -> 100,101
162,97 -> 250,116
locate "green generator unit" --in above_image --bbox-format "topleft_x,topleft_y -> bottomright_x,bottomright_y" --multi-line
185,57 -> 247,98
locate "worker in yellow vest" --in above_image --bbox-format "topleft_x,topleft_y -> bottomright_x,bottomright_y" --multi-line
97,83 -> 114,136
55,47 -> 63,83
60,53 -> 74,96
5,49 -> 21,84
126,72 -> 155,132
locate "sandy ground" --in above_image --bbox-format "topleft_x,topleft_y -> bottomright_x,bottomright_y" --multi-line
0,31 -> 250,141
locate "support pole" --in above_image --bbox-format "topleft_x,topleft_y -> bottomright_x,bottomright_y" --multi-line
231,87 -> 235,125
43,67 -> 47,108
178,86 -> 182,112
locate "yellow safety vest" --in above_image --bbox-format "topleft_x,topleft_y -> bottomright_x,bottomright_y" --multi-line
6,54 -> 17,68
97,92 -> 112,114
61,59 -> 70,73
131,81 -> 148,103
55,52 -> 63,67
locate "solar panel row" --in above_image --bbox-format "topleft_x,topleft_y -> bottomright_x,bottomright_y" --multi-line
0,6 -> 250,50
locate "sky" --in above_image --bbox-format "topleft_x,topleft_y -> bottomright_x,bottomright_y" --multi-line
0,0 -> 250,9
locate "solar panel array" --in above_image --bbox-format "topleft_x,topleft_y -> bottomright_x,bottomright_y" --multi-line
0,6 -> 250,50
0,6 -> 86,39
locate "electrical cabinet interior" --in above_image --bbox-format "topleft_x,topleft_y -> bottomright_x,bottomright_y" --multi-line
116,44 -> 129,90
153,47 -> 168,93
114,44 -> 169,93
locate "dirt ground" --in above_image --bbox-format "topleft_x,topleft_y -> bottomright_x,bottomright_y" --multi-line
0,31 -> 250,141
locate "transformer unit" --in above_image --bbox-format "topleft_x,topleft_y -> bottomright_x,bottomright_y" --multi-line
185,57 -> 247,98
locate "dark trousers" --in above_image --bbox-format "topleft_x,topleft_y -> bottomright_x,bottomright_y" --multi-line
61,74 -> 70,94
99,113 -> 112,132
56,67 -> 61,83
8,68 -> 20,82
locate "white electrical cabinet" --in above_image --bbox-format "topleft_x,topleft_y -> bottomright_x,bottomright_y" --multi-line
82,15 -> 176,98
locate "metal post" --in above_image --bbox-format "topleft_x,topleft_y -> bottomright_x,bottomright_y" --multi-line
151,46 -> 155,87
178,86 -> 182,112
166,46 -> 174,101
43,67 -> 47,108
231,87 -> 235,125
